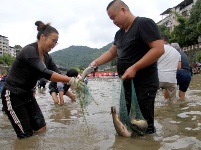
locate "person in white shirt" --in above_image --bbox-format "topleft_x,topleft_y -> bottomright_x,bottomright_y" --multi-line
158,35 -> 181,101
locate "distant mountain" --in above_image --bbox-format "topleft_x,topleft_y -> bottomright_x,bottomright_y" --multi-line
50,42 -> 113,69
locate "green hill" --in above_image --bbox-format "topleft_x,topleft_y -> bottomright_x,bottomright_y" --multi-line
50,42 -> 113,69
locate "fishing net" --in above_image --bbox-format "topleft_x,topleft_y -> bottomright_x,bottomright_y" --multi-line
112,79 -> 148,136
74,80 -> 97,110
73,80 -> 97,135
73,67 -> 98,110
128,80 -> 148,135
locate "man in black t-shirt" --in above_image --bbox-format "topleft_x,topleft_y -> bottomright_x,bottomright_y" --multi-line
89,0 -> 164,134
171,43 -> 192,99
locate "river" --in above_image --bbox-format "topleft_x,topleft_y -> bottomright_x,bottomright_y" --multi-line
0,75 -> 201,150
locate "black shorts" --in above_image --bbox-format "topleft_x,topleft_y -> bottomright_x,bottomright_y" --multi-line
49,87 -> 58,95
63,84 -> 70,94
177,69 -> 191,92
2,87 -> 46,139
48,82 -> 58,94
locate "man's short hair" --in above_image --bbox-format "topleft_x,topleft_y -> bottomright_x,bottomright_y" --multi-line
161,34 -> 169,43
106,0 -> 128,11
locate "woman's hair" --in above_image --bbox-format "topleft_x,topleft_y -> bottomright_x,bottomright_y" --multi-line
35,21 -> 59,40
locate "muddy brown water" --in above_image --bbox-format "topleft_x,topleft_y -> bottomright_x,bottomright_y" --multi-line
1,75 -> 201,150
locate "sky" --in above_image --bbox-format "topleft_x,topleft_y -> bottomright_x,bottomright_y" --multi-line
0,0 -> 183,53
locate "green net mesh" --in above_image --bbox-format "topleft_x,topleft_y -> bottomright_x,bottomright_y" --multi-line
119,80 -> 129,126
75,83 -> 98,110
74,67 -> 98,110
74,83 -> 96,135
112,79 -> 148,136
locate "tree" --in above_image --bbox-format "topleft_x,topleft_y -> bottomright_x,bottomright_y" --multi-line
163,0 -> 201,46
184,0 -> 201,45
171,16 -> 188,46
14,45 -> 22,56
158,24 -> 171,38
196,51 -> 201,62
14,45 -> 22,49
0,54 -> 15,66
197,21 -> 201,34
111,58 -> 116,66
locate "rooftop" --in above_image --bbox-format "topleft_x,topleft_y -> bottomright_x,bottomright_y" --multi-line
160,0 -> 193,15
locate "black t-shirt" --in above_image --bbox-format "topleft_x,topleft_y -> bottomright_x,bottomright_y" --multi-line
178,50 -> 190,71
5,42 -> 61,94
114,17 -> 161,80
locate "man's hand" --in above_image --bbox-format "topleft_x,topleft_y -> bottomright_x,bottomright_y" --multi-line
121,65 -> 137,80
89,61 -> 97,68
69,77 -> 85,91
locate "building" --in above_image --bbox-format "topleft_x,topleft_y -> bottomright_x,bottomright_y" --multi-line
8,46 -> 16,57
0,35 -> 9,56
157,0 -> 197,31
0,35 -> 18,57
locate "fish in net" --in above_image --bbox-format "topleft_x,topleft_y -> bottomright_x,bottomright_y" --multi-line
128,79 -> 148,136
112,79 -> 148,136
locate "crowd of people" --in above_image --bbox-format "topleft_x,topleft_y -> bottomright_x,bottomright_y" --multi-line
0,0 -> 193,139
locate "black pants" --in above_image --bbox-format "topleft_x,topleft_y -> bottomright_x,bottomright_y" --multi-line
117,63 -> 159,131
2,87 -> 46,139
123,78 -> 158,128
